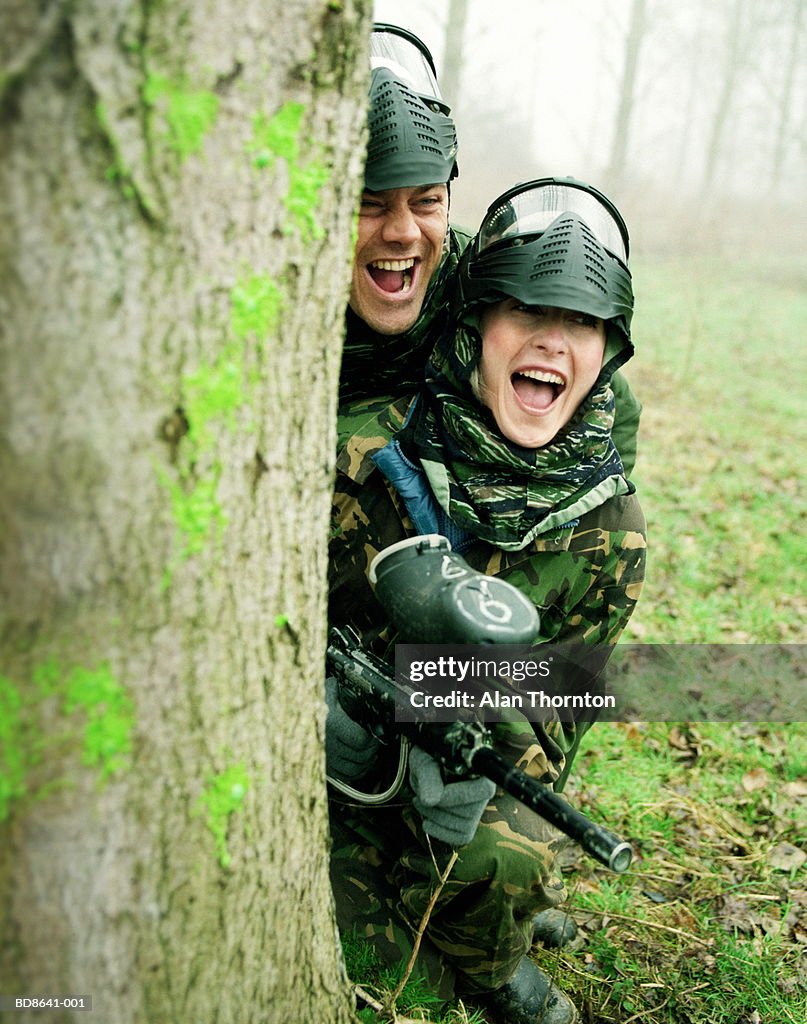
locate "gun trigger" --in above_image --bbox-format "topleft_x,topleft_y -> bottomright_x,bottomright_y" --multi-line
369,722 -> 389,744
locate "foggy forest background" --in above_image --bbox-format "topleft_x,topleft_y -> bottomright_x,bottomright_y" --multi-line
374,0 -> 806,260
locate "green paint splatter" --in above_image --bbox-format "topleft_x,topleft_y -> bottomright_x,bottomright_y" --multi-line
196,763 -> 250,867
247,102 -> 329,240
248,103 -> 305,168
0,676 -> 26,821
230,274 -> 283,341
285,160 -> 330,242
144,73 -> 219,161
158,272 -> 286,576
157,465 -> 227,562
32,657 -> 62,697
184,356 -> 245,444
0,660 -> 135,818
63,664 -> 134,780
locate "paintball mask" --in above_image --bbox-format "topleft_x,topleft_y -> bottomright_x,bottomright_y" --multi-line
455,178 -> 634,349
365,23 -> 459,191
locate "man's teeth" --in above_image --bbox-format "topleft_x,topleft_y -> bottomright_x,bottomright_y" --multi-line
370,258 -> 416,271
518,369 -> 565,387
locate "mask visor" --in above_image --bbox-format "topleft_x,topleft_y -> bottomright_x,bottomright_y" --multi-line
370,25 -> 446,110
478,181 -> 629,264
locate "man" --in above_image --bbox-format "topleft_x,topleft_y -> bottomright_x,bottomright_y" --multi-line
339,23 -> 467,409
340,24 -> 641,476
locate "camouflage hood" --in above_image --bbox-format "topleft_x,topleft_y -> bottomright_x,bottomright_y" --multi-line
399,310 -> 633,551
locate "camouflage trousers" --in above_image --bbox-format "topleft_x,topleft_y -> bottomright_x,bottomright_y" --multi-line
329,786 -> 568,1000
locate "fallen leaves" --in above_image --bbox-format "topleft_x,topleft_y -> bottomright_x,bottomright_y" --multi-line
768,842 -> 807,873
563,722 -> 806,1022
741,767 -> 770,792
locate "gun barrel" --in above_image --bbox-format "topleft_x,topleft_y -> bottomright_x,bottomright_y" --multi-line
472,747 -> 633,873
327,628 -> 633,873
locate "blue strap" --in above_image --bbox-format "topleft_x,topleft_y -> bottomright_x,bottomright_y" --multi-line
372,440 -> 476,552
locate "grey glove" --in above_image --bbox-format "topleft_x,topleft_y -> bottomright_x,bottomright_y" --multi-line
408,746 -> 496,847
325,677 -> 381,782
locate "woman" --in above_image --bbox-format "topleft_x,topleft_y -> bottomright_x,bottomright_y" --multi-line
327,178 -> 646,1024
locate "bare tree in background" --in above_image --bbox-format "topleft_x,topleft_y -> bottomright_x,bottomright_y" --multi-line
668,8 -> 708,186
702,0 -> 756,189
605,0 -> 649,189
441,0 -> 470,112
770,0 -> 805,189
0,1 -> 369,1021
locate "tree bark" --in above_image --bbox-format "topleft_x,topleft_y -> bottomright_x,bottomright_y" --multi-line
0,2 -> 369,1022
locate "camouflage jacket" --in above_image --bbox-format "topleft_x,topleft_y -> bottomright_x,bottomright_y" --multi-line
329,397 -> 647,787
339,226 -> 643,475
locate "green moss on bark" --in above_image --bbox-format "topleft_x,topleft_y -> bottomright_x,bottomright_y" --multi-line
158,273 -> 285,577
196,763 -> 251,867
144,73 -> 219,160
0,661 -> 134,819
247,103 -> 330,240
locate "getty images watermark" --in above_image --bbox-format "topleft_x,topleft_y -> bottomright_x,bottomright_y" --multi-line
394,644 -> 807,723
406,652 -> 613,713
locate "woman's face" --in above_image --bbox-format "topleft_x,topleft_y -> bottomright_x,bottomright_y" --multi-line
476,300 -> 606,448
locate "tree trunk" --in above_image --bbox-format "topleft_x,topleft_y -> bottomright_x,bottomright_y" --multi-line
0,2 -> 369,1022
605,0 -> 648,189
702,0 -> 748,190
440,0 -> 470,114
770,0 -> 804,189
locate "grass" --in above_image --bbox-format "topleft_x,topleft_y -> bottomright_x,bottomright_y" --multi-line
342,252 -> 807,1022
342,928 -> 488,1023
623,250 -> 807,644
556,718 -> 807,1023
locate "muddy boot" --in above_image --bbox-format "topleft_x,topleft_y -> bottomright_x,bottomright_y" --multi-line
532,908 -> 578,949
478,956 -> 577,1024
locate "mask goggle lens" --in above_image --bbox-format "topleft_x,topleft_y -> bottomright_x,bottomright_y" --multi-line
478,182 -> 629,264
370,27 -> 445,109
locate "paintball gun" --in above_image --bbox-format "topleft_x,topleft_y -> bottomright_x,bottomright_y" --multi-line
327,534 -> 633,874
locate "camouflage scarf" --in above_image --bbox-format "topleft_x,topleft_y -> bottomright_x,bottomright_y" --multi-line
401,313 -> 632,551
338,227 -> 471,404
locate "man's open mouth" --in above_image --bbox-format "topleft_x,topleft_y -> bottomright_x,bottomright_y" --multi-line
367,258 -> 417,294
511,368 -> 566,412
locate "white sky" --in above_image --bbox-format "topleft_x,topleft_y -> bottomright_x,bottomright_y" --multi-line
372,0 -> 807,248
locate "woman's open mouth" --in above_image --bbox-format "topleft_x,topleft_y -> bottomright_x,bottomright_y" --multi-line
511,368 -> 566,412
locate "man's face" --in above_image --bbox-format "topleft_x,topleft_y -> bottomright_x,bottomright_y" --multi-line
349,184 -> 449,336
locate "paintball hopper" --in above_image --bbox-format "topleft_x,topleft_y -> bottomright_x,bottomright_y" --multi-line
369,535 -> 539,644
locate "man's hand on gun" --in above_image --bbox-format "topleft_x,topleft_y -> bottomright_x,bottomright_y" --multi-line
409,746 -> 496,846
325,676 -> 380,782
